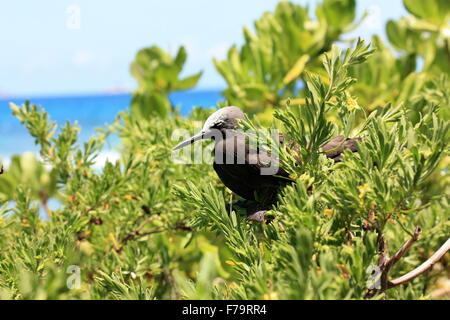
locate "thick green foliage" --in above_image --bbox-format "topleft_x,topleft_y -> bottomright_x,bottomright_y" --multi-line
214,0 -> 359,113
0,152 -> 57,207
349,0 -> 450,111
130,46 -> 202,118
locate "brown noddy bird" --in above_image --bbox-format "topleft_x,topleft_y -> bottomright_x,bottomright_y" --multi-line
173,106 -> 359,221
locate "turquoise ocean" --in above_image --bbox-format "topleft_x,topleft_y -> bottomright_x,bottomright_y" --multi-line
0,90 -> 222,164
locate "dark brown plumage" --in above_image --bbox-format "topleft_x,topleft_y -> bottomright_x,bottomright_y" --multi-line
173,106 -> 360,220
213,131 -> 359,204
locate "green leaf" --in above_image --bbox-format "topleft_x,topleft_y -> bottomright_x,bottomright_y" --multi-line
319,0 -> 356,30
283,54 -> 310,85
173,71 -> 203,91
403,0 -> 450,25
174,46 -> 187,70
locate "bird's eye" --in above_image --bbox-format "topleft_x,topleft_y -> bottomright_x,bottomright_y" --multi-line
212,121 -> 224,129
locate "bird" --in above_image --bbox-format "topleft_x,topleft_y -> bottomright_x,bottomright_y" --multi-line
173,106 -> 359,221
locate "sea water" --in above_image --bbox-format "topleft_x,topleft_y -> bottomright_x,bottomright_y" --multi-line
0,90 -> 222,163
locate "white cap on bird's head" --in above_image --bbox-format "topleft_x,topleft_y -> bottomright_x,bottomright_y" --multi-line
173,106 -> 245,151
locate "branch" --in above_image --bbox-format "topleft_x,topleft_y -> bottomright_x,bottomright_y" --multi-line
122,228 -> 166,245
40,199 -> 52,219
39,191 -> 52,219
121,216 -> 158,244
375,229 -> 389,291
367,226 -> 450,298
119,217 -> 192,249
385,227 -> 421,271
376,226 -> 421,291
388,237 -> 450,289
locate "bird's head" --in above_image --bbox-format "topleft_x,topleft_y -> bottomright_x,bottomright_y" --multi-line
173,106 -> 245,151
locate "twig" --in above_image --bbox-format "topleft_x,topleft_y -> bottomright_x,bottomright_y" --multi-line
377,231 -> 388,266
121,216 -> 157,244
385,227 -> 421,270
376,230 -> 389,291
41,201 -> 52,218
122,228 -> 166,244
163,268 -> 181,300
387,237 -> 450,289
379,226 -> 420,291
393,215 -> 415,237
366,226 -> 421,297
39,191 -> 52,218
367,226 -> 450,298
120,217 -> 191,246
346,228 -> 355,243
363,205 -> 376,231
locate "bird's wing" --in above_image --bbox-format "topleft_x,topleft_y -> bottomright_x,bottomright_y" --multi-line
245,150 -> 290,179
251,134 -> 360,169
321,135 -> 361,162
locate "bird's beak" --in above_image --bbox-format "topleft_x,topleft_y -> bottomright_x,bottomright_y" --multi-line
172,131 -> 205,151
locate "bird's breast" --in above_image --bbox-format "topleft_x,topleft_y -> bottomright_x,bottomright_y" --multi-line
212,134 -> 288,202
213,134 -> 249,165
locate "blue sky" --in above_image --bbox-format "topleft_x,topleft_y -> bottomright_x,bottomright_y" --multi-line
0,0 -> 407,97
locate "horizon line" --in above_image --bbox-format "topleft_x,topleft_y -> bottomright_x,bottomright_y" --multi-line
0,87 -> 225,101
